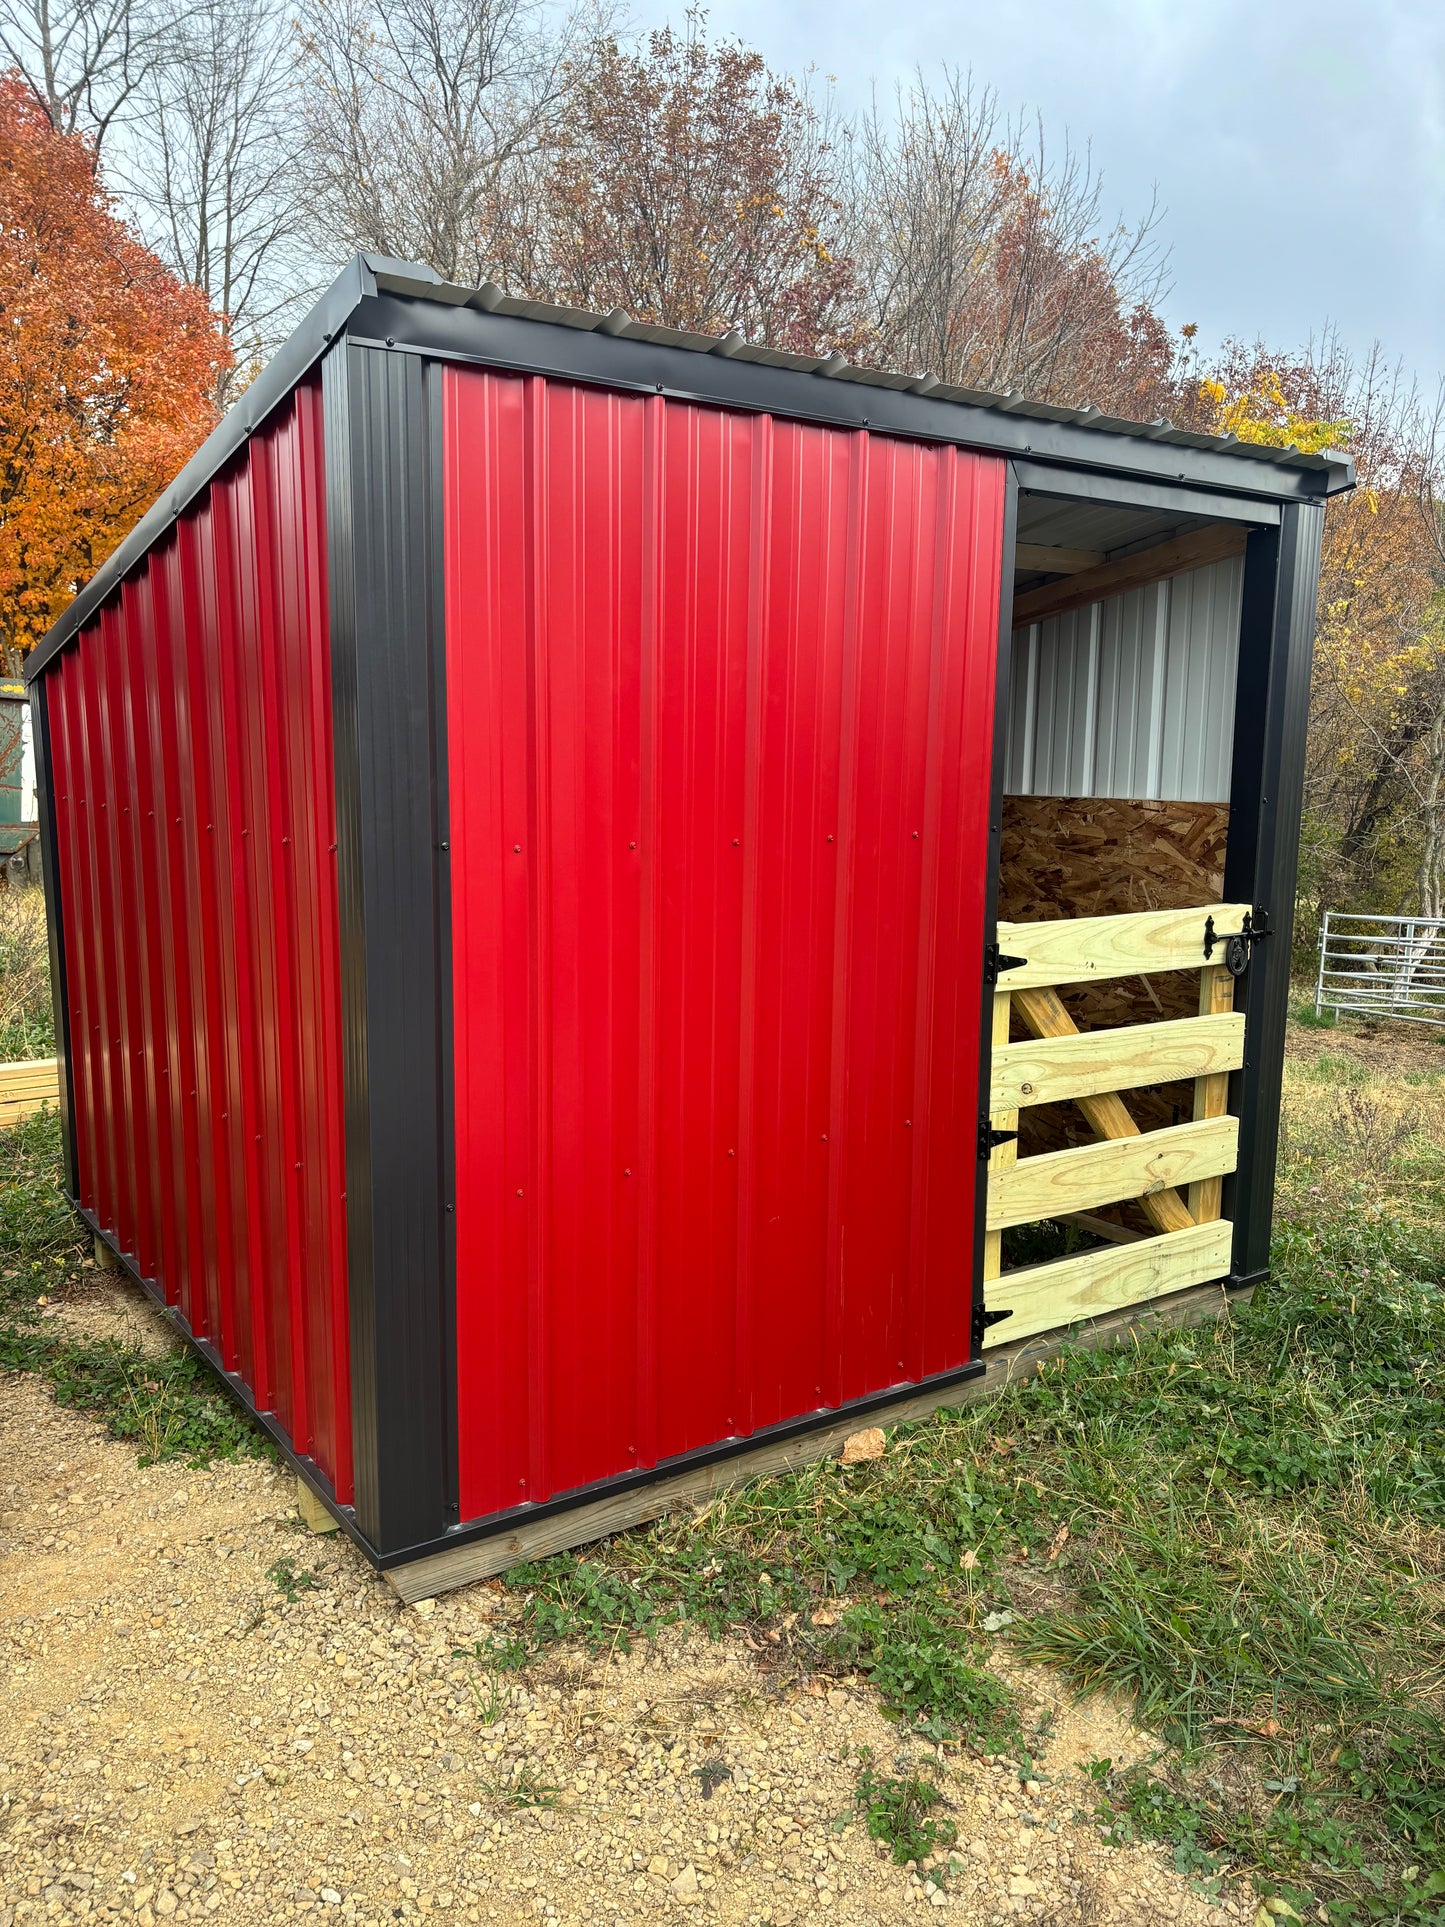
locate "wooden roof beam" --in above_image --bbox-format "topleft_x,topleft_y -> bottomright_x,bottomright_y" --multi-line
1014,541 -> 1106,575
1012,522 -> 1249,629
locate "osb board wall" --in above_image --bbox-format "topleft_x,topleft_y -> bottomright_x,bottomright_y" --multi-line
998,795 -> 1230,925
998,795 -> 1231,1179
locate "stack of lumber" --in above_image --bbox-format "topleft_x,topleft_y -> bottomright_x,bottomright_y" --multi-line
0,1057 -> 60,1128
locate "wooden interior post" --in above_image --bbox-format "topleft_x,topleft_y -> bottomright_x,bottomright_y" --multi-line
1188,965 -> 1234,1222
983,988 -> 1016,1282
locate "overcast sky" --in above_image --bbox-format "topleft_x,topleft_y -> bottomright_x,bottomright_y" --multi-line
629,0 -> 1445,388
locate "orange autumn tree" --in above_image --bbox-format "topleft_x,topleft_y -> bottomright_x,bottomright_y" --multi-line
0,71 -> 230,656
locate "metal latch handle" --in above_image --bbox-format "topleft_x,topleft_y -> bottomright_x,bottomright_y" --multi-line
1204,907 -> 1270,978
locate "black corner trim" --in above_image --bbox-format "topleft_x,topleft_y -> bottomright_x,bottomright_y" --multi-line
971,466 -> 1020,1356
323,340 -> 455,1555
1223,504 -> 1325,1281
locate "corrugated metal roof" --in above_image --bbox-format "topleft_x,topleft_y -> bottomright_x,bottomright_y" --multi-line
27,251 -> 1355,683
372,260 -> 1352,488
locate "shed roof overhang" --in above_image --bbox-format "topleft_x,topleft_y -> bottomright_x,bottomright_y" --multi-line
26,253 -> 1355,682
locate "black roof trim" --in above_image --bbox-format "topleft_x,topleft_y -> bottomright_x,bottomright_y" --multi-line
28,253 -> 1356,682
26,255 -> 376,681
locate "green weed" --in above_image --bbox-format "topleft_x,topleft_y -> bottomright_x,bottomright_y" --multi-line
836,1600 -> 1021,1745
266,1557 -> 321,1603
853,1752 -> 957,1868
692,1760 -> 732,1799
451,1637 -> 532,1723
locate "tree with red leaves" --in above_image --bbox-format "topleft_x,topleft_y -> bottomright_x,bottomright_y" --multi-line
533,16 -> 862,355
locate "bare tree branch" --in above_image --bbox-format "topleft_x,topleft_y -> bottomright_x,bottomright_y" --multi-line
116,0 -> 310,401
297,0 -> 593,286
1,0 -> 172,149
851,68 -> 1173,414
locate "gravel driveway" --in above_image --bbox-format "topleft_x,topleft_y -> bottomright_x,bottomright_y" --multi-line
1,1282 -> 1249,1926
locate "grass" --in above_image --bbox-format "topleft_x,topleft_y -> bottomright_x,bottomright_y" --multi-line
3,880 -> 1444,1917
489,1033 -> 1445,1924
0,888 -> 55,1059
0,1107 -> 271,1469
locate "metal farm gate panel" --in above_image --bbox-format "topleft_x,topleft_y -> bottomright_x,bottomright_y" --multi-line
1315,911 -> 1445,1026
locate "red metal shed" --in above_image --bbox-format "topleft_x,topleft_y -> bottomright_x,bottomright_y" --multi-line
26,255 -> 1349,1593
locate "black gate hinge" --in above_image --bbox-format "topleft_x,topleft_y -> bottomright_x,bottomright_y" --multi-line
1203,906 -> 1271,978
972,1303 -> 1015,1348
978,1119 -> 1018,1160
983,942 -> 1028,986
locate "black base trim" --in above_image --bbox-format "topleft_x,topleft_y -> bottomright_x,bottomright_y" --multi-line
70,1202 -> 370,1555
66,1210 -> 1260,1577
1225,1267 -> 1269,1293
68,1202 -> 986,1572
373,1357 -> 990,1571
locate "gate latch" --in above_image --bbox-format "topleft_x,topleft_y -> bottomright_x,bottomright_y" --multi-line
1203,907 -> 1270,979
983,942 -> 1028,986
978,1119 -> 1018,1160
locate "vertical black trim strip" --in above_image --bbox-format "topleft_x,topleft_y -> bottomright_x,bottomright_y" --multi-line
323,340 -> 454,1553
30,679 -> 78,1196
1223,503 -> 1323,1279
426,359 -> 460,1527
971,463 -> 1020,1354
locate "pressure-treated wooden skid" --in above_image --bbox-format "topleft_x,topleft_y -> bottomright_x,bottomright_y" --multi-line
983,903 -> 1245,1346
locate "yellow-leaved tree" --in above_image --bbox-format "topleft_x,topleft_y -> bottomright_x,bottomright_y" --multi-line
1189,340 -> 1444,924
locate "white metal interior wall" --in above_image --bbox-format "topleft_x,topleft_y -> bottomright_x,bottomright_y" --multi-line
1005,556 -> 1243,803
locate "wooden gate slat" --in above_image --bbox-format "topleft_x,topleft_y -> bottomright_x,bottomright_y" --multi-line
987,1115 -> 1238,1231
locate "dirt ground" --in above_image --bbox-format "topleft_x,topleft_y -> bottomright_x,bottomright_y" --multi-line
1284,1009 -> 1445,1076
2,1280 -> 1252,1927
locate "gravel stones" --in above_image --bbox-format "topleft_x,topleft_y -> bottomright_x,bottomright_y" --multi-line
2,1291 -> 1251,1927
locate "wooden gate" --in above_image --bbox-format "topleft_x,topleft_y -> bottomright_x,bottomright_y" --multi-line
983,904 -> 1248,1346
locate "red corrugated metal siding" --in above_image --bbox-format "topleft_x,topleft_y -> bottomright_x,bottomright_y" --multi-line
446,366 -> 1004,1524
43,378 -> 353,1498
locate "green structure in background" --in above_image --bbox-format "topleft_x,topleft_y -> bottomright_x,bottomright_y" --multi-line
0,676 -> 40,881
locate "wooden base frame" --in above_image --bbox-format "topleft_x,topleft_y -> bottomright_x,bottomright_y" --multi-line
385,1275 -> 1246,1601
